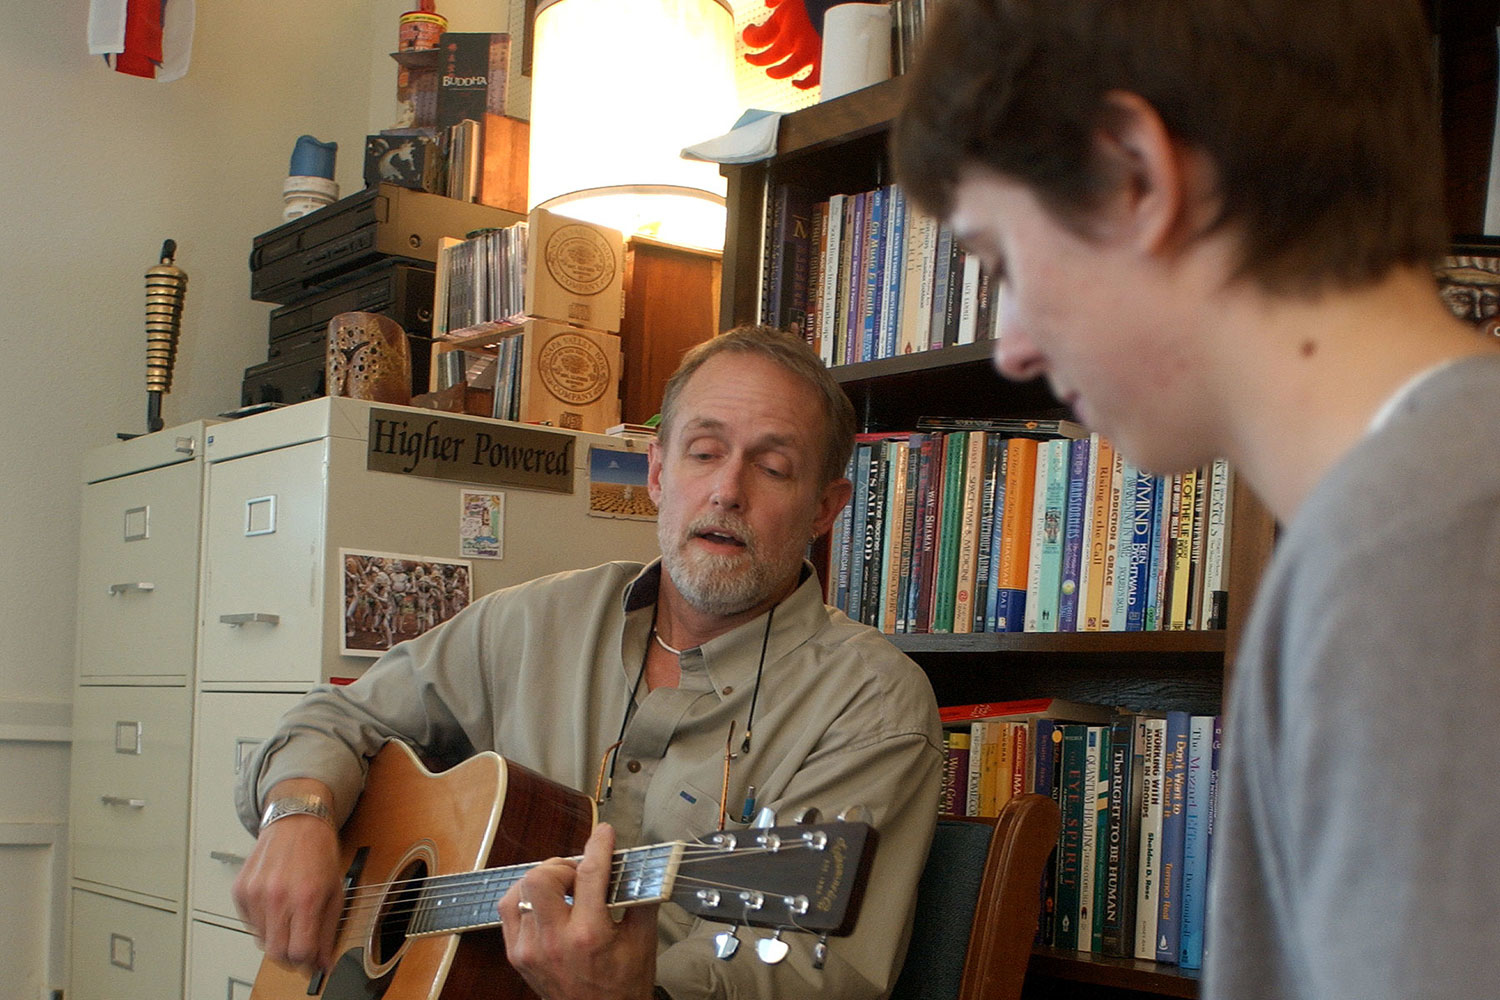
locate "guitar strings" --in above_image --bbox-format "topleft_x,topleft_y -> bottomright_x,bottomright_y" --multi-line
327,839 -> 833,926
332,839 -> 820,910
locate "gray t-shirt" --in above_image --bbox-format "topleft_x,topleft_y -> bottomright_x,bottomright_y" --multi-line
1205,354 -> 1500,999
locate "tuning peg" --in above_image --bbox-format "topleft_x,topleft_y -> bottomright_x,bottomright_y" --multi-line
750,806 -> 778,829
812,934 -> 830,970
837,804 -> 870,824
796,807 -> 822,824
755,928 -> 790,965
714,926 -> 742,960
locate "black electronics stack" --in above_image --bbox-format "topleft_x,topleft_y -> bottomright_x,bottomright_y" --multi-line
241,182 -> 524,407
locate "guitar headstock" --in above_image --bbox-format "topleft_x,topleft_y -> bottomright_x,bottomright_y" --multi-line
670,821 -> 877,935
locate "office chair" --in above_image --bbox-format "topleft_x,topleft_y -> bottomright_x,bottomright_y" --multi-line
890,794 -> 1062,1000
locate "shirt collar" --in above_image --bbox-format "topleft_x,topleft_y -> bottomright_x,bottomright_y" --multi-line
621,560 -> 828,689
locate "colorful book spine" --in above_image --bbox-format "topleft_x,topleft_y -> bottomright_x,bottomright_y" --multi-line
895,434 -> 924,633
1059,435 -> 1092,631
932,431 -> 968,632
1124,466 -> 1159,631
1168,466 -> 1198,630
975,434 -> 1006,632
1178,714 -> 1215,969
993,437 -> 1038,631
1053,725 -> 1088,949
1031,438 -> 1069,632
913,433 -> 945,633
1155,710 -> 1190,964
940,729 -> 971,815
952,430 -> 987,633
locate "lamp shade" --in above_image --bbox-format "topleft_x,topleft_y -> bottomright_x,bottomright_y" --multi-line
528,0 -> 737,251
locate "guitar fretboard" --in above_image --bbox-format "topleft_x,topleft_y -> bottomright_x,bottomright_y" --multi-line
408,842 -> 684,935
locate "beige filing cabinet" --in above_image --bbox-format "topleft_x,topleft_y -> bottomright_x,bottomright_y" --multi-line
69,422 -> 216,1000
186,396 -> 661,994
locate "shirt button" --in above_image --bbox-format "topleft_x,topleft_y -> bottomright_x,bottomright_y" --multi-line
722,686 -> 734,695
626,760 -> 642,773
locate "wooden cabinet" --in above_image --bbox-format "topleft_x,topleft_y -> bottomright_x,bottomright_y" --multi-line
716,78 -> 1276,999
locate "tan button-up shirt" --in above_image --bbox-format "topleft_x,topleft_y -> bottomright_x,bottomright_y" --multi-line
239,560 -> 942,999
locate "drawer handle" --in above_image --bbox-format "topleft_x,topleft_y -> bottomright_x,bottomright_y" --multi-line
100,795 -> 147,809
219,612 -> 280,626
210,850 -> 248,865
108,581 -> 156,595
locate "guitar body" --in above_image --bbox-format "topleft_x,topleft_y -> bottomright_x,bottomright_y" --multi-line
249,742 -> 597,1000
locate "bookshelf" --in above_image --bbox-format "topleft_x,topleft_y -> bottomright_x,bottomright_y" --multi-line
716,76 -> 1278,1000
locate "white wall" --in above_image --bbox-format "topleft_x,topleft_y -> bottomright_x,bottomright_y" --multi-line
0,1 -> 406,995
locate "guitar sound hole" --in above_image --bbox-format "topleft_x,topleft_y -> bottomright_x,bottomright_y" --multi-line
373,858 -> 428,965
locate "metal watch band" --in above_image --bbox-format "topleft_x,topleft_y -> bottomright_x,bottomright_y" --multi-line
259,793 -> 335,833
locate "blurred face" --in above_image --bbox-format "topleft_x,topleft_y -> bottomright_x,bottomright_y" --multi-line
949,165 -> 1210,473
648,353 -> 850,618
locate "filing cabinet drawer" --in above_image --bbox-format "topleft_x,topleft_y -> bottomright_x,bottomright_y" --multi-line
70,888 -> 184,1000
70,685 -> 191,900
78,459 -> 202,680
199,439 -> 327,684
188,919 -> 263,1000
190,690 -> 308,921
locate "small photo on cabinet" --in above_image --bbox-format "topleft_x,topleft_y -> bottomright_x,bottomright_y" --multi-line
588,445 -> 657,520
341,548 -> 473,657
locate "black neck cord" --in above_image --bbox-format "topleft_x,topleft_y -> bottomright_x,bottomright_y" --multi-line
604,601 -> 777,798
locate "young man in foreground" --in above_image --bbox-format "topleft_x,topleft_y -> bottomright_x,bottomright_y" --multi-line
894,1 -> 1500,997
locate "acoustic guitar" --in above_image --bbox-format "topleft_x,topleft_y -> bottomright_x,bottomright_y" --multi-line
249,740 -> 875,999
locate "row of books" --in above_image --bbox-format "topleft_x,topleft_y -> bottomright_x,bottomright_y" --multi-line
761,181 -> 997,369
436,221 -> 529,335
940,698 -> 1222,970
830,418 -> 1235,634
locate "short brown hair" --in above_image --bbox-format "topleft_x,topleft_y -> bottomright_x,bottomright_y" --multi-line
892,0 -> 1449,295
659,325 -> 857,487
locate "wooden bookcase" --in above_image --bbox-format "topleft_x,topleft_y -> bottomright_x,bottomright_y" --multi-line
715,77 -> 1277,999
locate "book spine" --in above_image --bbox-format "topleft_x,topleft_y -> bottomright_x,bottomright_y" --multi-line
900,208 -> 937,354
831,449 -> 857,614
1083,435 -> 1114,630
1099,714 -> 1137,957
965,720 -> 988,818
1202,458 -> 1234,629
907,434 -> 938,633
1146,475 -> 1173,631
940,729 -> 971,815
1124,467 -> 1158,631
932,431 -> 969,632
929,224 -> 955,351
843,191 -> 867,365
952,430 -> 987,633
1034,717 -> 1062,946
995,437 -> 1038,631
1168,466 -> 1197,630
1077,726 -> 1103,951
1054,724 -> 1088,949
1059,435 -> 1091,631
1033,438 -> 1069,632
882,439 -> 913,633
1106,454 -> 1131,630
1134,715 -> 1166,960
819,193 -> 846,367
1178,714 -> 1215,969
805,201 -> 826,353
1090,724 -> 1113,954
895,434 -> 923,633
955,252 -> 981,344
880,184 -> 906,359
914,433 -> 945,633
860,187 -> 884,362
859,442 -> 891,627
845,443 -> 873,620
978,435 -> 1007,632
1155,710 -> 1190,964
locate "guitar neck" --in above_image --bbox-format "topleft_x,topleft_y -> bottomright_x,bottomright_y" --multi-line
410,841 -> 685,936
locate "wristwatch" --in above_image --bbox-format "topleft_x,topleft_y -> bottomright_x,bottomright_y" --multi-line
259,793 -> 335,833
